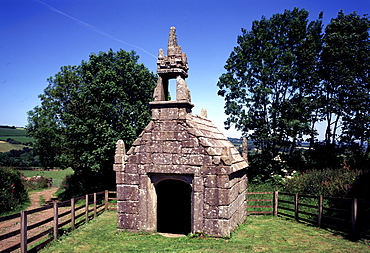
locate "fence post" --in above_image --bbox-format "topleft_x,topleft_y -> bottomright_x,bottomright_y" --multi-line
85,194 -> 89,222
318,195 -> 323,228
294,193 -> 299,221
71,198 -> 75,230
53,202 -> 58,240
94,192 -> 97,218
105,190 -> 108,211
20,210 -> 27,253
273,191 -> 278,216
351,198 -> 358,239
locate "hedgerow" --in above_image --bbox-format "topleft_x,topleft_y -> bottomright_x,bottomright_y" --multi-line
0,167 -> 29,214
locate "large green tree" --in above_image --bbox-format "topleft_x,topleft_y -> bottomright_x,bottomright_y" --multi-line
27,49 -> 156,197
219,9 -> 370,178
217,8 -> 323,176
321,11 -> 370,160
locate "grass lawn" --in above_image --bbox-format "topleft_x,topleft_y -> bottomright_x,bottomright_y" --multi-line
40,211 -> 370,253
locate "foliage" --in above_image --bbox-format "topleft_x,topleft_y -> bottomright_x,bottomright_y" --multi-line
27,49 -> 157,198
0,147 -> 41,167
218,8 -> 323,176
283,168 -> 362,197
0,167 -> 29,214
218,9 -> 370,179
22,175 -> 51,191
40,211 -> 370,252
321,11 -> 370,148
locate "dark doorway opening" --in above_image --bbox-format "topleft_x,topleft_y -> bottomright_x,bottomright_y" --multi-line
156,179 -> 191,234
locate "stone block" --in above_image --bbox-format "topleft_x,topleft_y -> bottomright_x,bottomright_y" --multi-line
202,156 -> 211,165
174,131 -> 189,140
204,219 -> 230,237
172,153 -> 185,165
116,172 -> 124,184
117,185 -> 139,201
151,108 -> 160,120
193,176 -> 203,192
113,164 -> 123,172
117,213 -> 138,230
138,165 -> 147,174
217,175 -> 230,189
139,174 -> 150,189
193,192 -> 204,232
117,201 -> 138,214
178,107 -> 187,119
182,154 -> 204,166
212,156 -> 221,165
204,188 -> 230,206
206,147 -> 223,156
114,155 -> 124,164
137,152 -> 151,164
163,141 -> 182,153
123,173 -> 140,185
151,131 -> 161,140
142,133 -> 152,141
218,205 -> 230,219
182,139 -> 196,148
152,153 -> 172,165
146,141 -> 163,153
204,204 -> 218,219
125,164 -> 138,174
127,155 -> 138,164
168,108 -> 179,119
204,175 -> 216,188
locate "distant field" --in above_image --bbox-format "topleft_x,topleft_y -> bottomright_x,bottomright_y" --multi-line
0,127 -> 33,152
0,142 -> 27,152
20,168 -> 74,187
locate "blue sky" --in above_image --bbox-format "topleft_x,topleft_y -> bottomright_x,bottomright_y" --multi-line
1,0 -> 369,138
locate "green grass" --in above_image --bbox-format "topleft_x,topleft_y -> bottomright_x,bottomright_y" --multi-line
0,127 -> 27,136
40,211 -> 370,253
20,168 -> 74,187
0,127 -> 33,152
0,142 -> 27,152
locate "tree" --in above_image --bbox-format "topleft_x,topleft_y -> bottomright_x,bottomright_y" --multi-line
27,49 -> 157,197
321,11 -> 370,162
217,8 -> 323,178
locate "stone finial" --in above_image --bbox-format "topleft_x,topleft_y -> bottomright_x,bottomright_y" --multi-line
201,109 -> 208,118
114,139 -> 126,164
158,48 -> 164,59
154,27 -> 190,102
242,138 -> 248,163
168,27 -> 179,56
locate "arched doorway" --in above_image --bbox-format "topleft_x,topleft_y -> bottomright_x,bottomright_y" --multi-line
156,179 -> 192,234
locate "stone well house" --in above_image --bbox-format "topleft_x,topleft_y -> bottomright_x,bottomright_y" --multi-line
114,27 -> 248,237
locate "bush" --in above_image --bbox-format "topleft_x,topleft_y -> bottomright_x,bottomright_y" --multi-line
22,175 -> 52,191
283,168 -> 362,197
0,167 -> 29,214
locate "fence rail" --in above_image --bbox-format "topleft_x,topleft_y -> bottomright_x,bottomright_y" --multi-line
247,191 -> 370,240
0,190 -> 117,253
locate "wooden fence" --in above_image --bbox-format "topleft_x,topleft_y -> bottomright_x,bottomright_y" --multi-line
247,191 -> 278,215
247,191 -> 370,239
0,190 -> 117,253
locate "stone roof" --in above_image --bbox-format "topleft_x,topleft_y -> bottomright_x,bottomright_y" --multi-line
126,112 -> 248,175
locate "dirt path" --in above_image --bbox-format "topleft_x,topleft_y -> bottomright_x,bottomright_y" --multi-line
26,188 -> 59,210
0,188 -> 61,252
